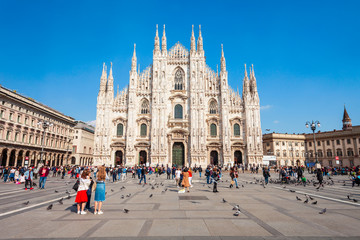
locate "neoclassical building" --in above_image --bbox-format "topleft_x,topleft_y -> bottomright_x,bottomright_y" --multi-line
72,121 -> 95,166
0,85 -> 75,167
94,25 -> 263,167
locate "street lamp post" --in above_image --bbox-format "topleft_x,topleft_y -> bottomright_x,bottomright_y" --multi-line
37,121 -> 53,167
305,120 -> 320,168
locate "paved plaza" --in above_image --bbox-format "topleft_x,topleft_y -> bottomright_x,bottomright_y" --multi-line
0,172 -> 360,240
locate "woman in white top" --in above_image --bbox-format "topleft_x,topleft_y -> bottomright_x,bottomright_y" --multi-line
74,169 -> 91,215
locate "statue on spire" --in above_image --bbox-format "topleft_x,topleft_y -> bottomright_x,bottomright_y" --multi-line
220,44 -> 226,72
154,24 -> 160,54
197,25 -> 203,53
131,44 -> 137,72
190,25 -> 196,54
161,24 -> 167,54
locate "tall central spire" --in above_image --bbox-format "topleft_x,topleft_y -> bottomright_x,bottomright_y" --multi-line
161,24 -> 167,54
131,44 -> 137,72
197,25 -> 203,54
220,44 -> 226,72
190,25 -> 196,54
154,24 -> 160,54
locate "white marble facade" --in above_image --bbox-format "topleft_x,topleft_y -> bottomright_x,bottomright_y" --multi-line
93,25 -> 263,167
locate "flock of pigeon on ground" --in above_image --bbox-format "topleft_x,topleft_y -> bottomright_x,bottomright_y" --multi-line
21,174 -> 357,216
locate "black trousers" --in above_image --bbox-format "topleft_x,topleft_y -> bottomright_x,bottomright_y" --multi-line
25,179 -> 32,189
86,190 -> 91,209
213,182 -> 218,192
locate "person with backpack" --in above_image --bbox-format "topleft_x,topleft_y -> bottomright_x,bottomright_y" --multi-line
166,165 -> 171,180
263,166 -> 270,185
139,166 -> 147,185
212,167 -> 220,193
198,165 -> 203,178
75,169 -> 91,215
205,166 -> 211,184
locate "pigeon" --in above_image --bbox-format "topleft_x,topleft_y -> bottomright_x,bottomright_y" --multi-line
347,195 -> 351,200
123,208 -> 129,213
312,201 -> 318,205
151,186 -> 155,190
353,199 -> 358,203
54,190 -> 58,193
309,196 -> 314,200
65,190 -> 70,194
222,198 -> 227,203
232,205 -> 239,210
149,194 -> 153,198
289,190 -> 295,193
127,194 -> 131,197
304,198 -> 309,204
58,198 -> 63,204
164,188 -> 168,192
319,208 -> 326,214
66,195 -> 71,199
47,204 -> 53,210
105,192 -> 108,195
111,189 -> 114,192
242,184 -> 244,188
23,201 -> 30,205
296,196 -> 301,201
121,195 -> 124,199
233,210 -> 241,216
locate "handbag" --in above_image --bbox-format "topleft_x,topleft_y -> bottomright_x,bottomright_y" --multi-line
92,180 -> 97,192
72,179 -> 80,191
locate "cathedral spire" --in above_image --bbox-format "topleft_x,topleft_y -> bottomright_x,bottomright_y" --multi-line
243,63 -> 250,95
107,62 -> 114,94
220,44 -> 226,72
197,25 -> 203,54
250,64 -> 258,93
100,62 -> 107,92
108,62 -> 113,80
190,25 -> 196,54
161,24 -> 167,54
131,44 -> 137,72
154,24 -> 160,54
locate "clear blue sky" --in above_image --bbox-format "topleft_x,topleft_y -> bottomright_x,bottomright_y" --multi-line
0,0 -> 359,134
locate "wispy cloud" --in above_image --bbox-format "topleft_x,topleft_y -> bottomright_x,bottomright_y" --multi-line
260,105 -> 272,110
86,120 -> 96,127
273,120 -> 279,124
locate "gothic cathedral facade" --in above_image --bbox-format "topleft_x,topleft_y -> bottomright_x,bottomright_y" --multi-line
93,25 -> 263,167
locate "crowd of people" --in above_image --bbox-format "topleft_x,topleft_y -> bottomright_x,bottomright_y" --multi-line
1,163 -> 359,215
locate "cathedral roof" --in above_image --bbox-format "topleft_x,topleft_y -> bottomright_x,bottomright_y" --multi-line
168,42 -> 189,59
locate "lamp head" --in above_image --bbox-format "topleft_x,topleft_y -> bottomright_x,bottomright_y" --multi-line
305,123 -> 309,128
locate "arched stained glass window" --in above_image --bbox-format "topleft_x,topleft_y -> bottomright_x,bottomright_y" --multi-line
174,104 -> 183,119
234,123 -> 240,136
210,123 -> 217,136
209,100 -> 217,114
117,123 -> 123,136
140,124 -> 147,137
141,99 -> 149,114
174,69 -> 183,90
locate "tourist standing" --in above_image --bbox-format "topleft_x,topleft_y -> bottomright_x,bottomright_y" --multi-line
175,168 -> 181,187
24,168 -> 34,190
75,169 -> 91,215
198,165 -> 202,178
39,165 -> 49,189
181,168 -> 190,193
212,167 -> 220,193
139,166 -> 147,184
263,167 -> 270,185
94,166 -> 106,214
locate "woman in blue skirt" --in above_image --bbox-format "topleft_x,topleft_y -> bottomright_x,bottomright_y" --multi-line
94,166 -> 106,214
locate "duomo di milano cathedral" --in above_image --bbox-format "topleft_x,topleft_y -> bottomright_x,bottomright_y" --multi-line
94,25 -> 263,167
